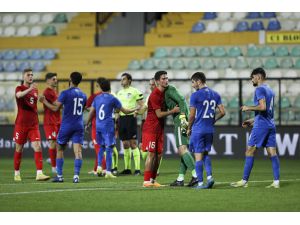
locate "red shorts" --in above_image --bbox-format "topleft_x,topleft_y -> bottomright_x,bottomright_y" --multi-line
13,125 -> 41,145
142,131 -> 164,154
44,124 -> 60,140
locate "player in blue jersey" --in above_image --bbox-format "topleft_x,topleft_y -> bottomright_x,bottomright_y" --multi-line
42,72 -> 87,183
187,72 -> 226,189
231,68 -> 280,188
86,78 -> 138,178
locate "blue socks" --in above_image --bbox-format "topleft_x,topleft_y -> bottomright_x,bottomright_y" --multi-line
195,160 -> 204,182
271,155 -> 280,180
203,155 -> 212,177
56,158 -> 64,176
74,159 -> 82,176
242,156 -> 254,181
98,146 -> 105,167
106,146 -> 113,172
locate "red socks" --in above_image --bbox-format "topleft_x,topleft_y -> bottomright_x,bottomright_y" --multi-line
144,170 -> 151,181
48,148 -> 57,167
14,151 -> 23,170
34,152 -> 43,170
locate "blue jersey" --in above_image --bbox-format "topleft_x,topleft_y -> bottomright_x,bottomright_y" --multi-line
189,87 -> 222,133
58,87 -> 87,130
253,84 -> 275,129
92,93 -> 122,132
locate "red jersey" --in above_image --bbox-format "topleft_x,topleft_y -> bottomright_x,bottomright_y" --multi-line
43,87 -> 61,125
86,91 -> 102,130
143,87 -> 164,133
15,85 -> 39,127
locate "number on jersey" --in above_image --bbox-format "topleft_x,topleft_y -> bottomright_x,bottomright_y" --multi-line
73,98 -> 83,115
203,100 -> 216,118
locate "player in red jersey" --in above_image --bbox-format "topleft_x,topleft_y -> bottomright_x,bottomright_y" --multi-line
13,68 -> 50,182
42,73 -> 61,174
85,78 -> 106,176
142,71 -> 179,187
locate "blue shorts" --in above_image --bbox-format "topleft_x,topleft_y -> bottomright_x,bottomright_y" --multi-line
57,126 -> 84,145
248,127 -> 276,148
96,129 -> 116,148
189,133 -> 213,153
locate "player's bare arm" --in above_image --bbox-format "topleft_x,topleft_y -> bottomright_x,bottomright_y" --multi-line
85,106 -> 96,129
155,105 -> 180,118
241,98 -> 266,112
118,106 -> 138,115
187,107 -> 196,136
242,118 -> 255,128
215,104 -> 226,122
42,99 -> 62,112
16,82 -> 37,99
136,99 -> 147,115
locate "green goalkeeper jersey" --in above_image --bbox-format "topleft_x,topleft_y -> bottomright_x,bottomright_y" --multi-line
164,85 -> 189,124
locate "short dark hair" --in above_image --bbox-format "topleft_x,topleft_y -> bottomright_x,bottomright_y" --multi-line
191,72 -> 206,83
121,73 -> 132,84
45,72 -> 57,80
154,71 -> 167,81
99,78 -> 111,92
70,72 -> 82,85
23,68 -> 32,74
96,77 -> 106,87
251,67 -> 266,79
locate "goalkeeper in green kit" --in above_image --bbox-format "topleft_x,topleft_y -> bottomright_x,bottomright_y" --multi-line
165,81 -> 198,187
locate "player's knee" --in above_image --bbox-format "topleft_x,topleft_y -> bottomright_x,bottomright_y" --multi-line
245,148 -> 255,156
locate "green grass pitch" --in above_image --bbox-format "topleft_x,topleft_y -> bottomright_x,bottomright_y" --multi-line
0,157 -> 299,212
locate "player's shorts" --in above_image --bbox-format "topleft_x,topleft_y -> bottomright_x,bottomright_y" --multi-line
44,124 -> 60,140
248,127 -> 276,148
96,129 -> 116,148
57,126 -> 84,145
189,132 -> 213,153
118,115 -> 137,140
142,131 -> 164,154
13,125 -> 41,145
174,125 -> 189,147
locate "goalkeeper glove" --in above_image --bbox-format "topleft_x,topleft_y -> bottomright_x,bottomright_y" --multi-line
179,114 -> 188,134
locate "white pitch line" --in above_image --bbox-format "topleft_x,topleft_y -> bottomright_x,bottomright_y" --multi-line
0,178 -> 300,196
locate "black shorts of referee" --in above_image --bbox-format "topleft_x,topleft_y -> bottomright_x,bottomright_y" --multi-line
118,115 -> 137,140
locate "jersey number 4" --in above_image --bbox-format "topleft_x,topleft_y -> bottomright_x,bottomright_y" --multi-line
203,100 -> 216,118
73,98 -> 84,115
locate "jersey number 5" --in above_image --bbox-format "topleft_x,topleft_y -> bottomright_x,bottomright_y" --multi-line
73,98 -> 84,115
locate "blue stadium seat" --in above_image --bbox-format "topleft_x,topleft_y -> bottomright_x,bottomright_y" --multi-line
275,46 -> 289,57
191,22 -> 205,32
186,59 -> 201,70
171,59 -> 185,70
170,47 -> 183,58
184,47 -> 197,57
262,12 -> 276,18
30,49 -> 43,60
18,61 -> 31,71
291,46 -> 300,57
142,59 -> 155,70
3,50 -> 16,60
264,58 -> 278,69
212,46 -> 227,57
198,47 -> 211,57
32,61 -> 45,71
202,58 -> 215,70
246,12 -> 261,19
267,19 -> 281,30
128,60 -> 141,70
280,58 -> 293,69
250,20 -> 265,31
260,46 -> 274,57
154,48 -> 168,58
16,50 -> 30,60
4,62 -> 17,72
228,46 -> 242,57
247,45 -> 261,57
233,57 -> 249,69
43,49 -> 56,60
216,58 -> 231,69
235,21 -> 249,32
156,59 -> 170,70
203,12 -> 217,20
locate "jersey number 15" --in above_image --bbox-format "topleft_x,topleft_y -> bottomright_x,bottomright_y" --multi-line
73,98 -> 84,115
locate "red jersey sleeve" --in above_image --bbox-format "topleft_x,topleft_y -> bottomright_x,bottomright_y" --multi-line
86,95 -> 95,108
44,88 -> 57,103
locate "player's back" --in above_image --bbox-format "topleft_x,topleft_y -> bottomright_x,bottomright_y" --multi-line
190,87 -> 221,133
93,93 -> 121,131
253,84 -> 275,128
15,85 -> 39,126
59,87 -> 87,129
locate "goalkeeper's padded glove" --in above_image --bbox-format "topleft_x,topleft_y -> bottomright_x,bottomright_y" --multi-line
179,114 -> 188,134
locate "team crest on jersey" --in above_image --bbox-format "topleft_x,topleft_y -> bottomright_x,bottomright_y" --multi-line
127,93 -> 132,98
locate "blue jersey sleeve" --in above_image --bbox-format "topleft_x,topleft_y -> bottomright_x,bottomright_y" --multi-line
255,87 -> 265,101
189,93 -> 197,108
58,90 -> 66,104
216,93 -> 222,105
